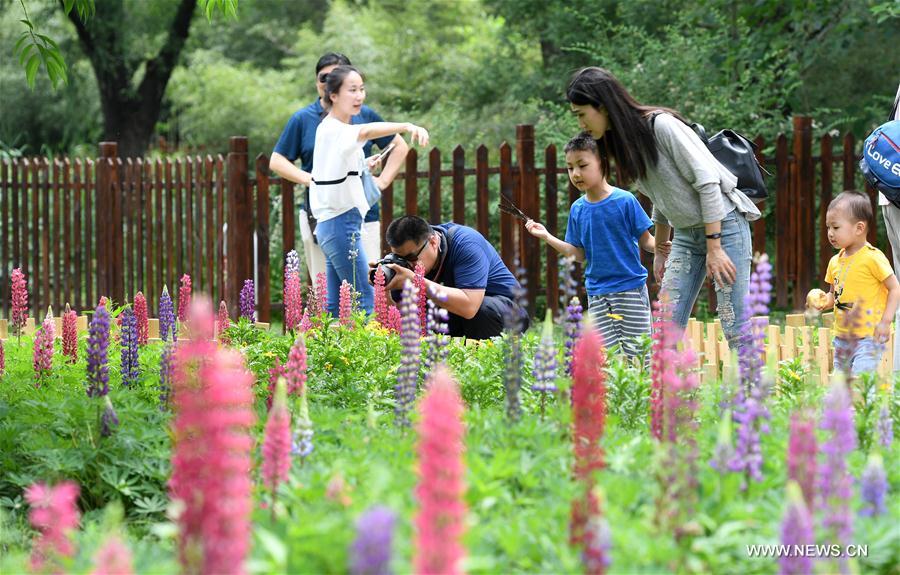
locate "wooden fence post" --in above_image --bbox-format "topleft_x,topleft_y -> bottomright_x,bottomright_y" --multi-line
792,116 -> 814,310
775,134 -> 790,309
227,137 -> 251,317
517,125 -> 539,315
97,142 -> 120,304
544,144 -> 559,318
255,154 -> 271,323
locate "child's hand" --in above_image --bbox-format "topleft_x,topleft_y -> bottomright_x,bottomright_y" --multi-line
874,320 -> 892,344
525,219 -> 549,240
656,240 -> 672,257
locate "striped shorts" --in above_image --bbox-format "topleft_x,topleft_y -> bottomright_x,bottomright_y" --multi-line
587,285 -> 652,359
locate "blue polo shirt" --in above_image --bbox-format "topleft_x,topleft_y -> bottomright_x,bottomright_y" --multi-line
272,99 -> 393,222
432,224 -> 519,299
564,188 -> 653,295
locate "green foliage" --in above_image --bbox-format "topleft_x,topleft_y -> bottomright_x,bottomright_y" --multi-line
198,0 -> 238,21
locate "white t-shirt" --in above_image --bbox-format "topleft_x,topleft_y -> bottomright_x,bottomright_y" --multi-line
310,116 -> 369,222
879,83 -> 900,207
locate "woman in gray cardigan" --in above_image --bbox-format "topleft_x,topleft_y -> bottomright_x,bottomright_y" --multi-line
566,67 -> 761,347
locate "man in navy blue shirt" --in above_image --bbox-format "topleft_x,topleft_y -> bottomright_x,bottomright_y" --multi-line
380,215 -> 528,339
270,52 -> 408,278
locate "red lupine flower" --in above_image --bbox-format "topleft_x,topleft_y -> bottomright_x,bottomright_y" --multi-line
10,267 -> 28,340
177,274 -> 192,323
414,263 -> 427,336
414,367 -> 467,575
216,300 -> 231,344
170,297 -> 255,575
62,304 -> 78,363
33,306 -> 55,386
284,268 -> 303,332
285,335 -> 307,396
339,280 -> 354,328
25,481 -> 80,573
90,535 -> 134,575
262,378 -> 292,499
572,323 -> 607,482
134,292 -> 149,346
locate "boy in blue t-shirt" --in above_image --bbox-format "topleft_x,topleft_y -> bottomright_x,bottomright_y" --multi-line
526,133 -> 665,358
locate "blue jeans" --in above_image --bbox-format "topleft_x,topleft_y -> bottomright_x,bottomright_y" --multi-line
314,209 -> 374,315
833,336 -> 884,376
660,210 -> 752,348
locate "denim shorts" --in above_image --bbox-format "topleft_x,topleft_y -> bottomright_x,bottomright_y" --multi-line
833,336 -> 885,376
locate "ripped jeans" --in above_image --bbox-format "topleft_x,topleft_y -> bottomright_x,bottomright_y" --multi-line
660,210 -> 752,348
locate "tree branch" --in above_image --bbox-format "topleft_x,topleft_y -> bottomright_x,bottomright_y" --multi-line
138,0 -> 197,103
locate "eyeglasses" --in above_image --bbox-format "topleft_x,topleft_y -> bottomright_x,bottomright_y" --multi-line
317,72 -> 329,83
402,236 -> 431,263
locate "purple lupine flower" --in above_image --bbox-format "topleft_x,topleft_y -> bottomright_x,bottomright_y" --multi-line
859,454 -> 887,517
876,403 -> 893,449
503,259 -> 527,422
350,505 -> 396,575
709,411 -> 735,474
101,396 -> 119,438
819,377 -> 857,552
787,412 -> 817,512
746,254 -> 773,316
159,342 -> 175,409
727,377 -> 770,489
532,310 -> 558,420
564,296 -> 583,376
120,306 -> 139,387
423,296 -> 449,378
395,279 -> 420,428
286,250 -> 300,276
291,389 -> 314,460
558,255 -> 580,320
780,482 -> 815,575
240,279 -> 256,321
159,285 -> 176,343
86,305 -> 111,397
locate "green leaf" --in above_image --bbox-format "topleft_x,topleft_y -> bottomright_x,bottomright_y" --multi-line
25,53 -> 40,89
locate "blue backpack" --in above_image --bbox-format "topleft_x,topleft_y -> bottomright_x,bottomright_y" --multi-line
860,120 -> 900,209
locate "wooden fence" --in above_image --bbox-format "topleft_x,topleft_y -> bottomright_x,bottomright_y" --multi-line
0,117 -> 894,323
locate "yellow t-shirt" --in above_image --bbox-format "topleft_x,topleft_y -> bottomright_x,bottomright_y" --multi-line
825,243 -> 895,338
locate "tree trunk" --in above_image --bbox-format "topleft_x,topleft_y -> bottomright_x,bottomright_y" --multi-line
67,0 -> 198,158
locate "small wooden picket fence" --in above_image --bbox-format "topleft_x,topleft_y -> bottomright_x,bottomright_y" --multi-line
687,313 -> 896,385
0,317 -> 269,343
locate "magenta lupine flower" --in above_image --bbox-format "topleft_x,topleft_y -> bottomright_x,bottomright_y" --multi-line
10,267 -> 29,341
650,298 -> 676,441
170,331 -> 255,575
373,267 -> 389,328
564,296 -> 583,376
780,482 -> 815,575
217,300 -> 231,344
0,340 -> 5,375
32,307 -> 55,386
818,377 -> 857,551
395,279 -> 421,428
876,402 -> 893,449
350,505 -> 396,575
386,306 -> 401,334
787,412 -> 817,511
25,480 -> 80,573
134,291 -> 149,346
284,251 -> 303,332
414,263 -> 427,336
178,274 -> 192,323
314,272 -> 328,317
339,280 -> 354,328
285,335 -> 308,397
120,306 -> 139,387
240,279 -> 255,321
86,304 -> 111,397
859,453 -> 888,517
159,285 -> 176,343
101,395 -> 119,437
63,304 -> 78,363
414,368 -> 466,575
90,535 -> 134,575
262,378 -> 292,500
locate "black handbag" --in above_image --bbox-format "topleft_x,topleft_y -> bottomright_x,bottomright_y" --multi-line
693,123 -> 770,204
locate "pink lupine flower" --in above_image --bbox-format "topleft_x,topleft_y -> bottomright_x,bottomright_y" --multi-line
98,296 -> 108,309
284,264 -> 303,332
373,266 -> 389,328
90,535 -> 134,575
299,308 -> 312,333
262,378 -> 292,502
33,306 -> 55,386
217,300 -> 231,344
572,323 -> 607,483
414,263 -> 427,336
10,267 -> 28,342
285,335 -> 308,396
170,312 -> 255,575
788,412 -> 817,512
315,272 -> 328,317
414,367 -> 466,575
25,481 -> 80,573
177,274 -> 192,323
134,292 -> 149,346
339,280 -> 354,328
185,298 -> 215,341
0,339 -> 5,375
63,304 -> 78,364
386,305 -> 402,334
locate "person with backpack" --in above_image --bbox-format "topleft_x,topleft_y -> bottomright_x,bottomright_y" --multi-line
565,67 -> 761,348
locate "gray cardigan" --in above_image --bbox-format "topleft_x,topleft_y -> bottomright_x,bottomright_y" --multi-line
636,112 -> 761,229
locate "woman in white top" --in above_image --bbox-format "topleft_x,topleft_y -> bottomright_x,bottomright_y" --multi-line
311,65 -> 428,315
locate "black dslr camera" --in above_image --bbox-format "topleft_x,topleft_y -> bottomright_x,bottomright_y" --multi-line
369,252 -> 413,286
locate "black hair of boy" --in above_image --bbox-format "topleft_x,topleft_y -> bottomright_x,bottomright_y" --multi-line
315,52 -> 351,74
564,132 -> 600,156
828,190 -> 873,226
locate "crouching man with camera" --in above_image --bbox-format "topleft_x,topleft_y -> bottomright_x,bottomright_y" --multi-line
371,215 -> 529,339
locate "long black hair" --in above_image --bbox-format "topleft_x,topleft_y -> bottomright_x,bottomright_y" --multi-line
566,67 -> 686,184
322,65 -> 363,113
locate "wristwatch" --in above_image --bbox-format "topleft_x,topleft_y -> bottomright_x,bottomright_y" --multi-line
705,232 -> 722,240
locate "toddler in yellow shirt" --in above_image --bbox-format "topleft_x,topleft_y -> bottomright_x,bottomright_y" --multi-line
811,191 -> 900,375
